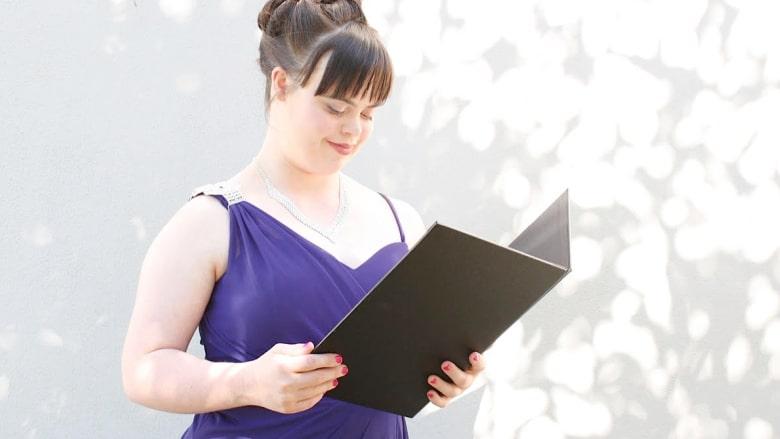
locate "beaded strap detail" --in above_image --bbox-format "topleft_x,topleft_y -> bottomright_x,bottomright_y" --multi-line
189,181 -> 245,206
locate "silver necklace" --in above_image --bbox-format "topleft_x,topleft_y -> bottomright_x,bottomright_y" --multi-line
255,163 -> 348,244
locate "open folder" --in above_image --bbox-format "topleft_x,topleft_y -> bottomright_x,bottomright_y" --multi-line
313,190 -> 572,417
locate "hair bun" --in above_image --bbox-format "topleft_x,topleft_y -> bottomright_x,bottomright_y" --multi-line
316,0 -> 362,5
258,0 -> 364,34
257,0 -> 291,34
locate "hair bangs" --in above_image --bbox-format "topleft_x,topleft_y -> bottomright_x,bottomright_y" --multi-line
302,27 -> 393,105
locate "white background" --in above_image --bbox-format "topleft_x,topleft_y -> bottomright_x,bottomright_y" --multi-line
2,0 -> 780,437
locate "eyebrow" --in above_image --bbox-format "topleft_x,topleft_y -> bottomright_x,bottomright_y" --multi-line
330,97 -> 383,109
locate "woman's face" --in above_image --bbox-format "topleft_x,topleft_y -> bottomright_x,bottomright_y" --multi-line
275,55 -> 379,175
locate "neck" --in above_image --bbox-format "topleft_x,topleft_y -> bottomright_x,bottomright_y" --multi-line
251,143 -> 341,207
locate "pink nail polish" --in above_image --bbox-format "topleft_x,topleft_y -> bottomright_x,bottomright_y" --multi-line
471,353 -> 480,362
427,391 -> 435,399
332,379 -> 339,387
341,366 -> 349,376
443,363 -> 451,372
429,377 -> 437,384
335,355 -> 343,364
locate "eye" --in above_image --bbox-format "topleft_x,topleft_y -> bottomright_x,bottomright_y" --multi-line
326,105 -> 346,115
361,113 -> 374,121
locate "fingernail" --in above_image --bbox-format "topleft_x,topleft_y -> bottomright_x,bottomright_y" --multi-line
332,379 -> 339,387
335,355 -> 343,364
442,363 -> 451,371
341,366 -> 349,376
427,391 -> 435,399
471,353 -> 480,362
429,377 -> 437,384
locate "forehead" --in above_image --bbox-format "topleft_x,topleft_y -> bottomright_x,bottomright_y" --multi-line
303,53 -> 386,108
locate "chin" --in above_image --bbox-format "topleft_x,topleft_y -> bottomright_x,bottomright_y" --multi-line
308,158 -> 348,175
327,159 -> 350,174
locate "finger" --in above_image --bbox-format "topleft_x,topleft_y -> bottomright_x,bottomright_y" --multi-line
269,341 -> 314,355
441,360 -> 473,389
295,364 -> 349,391
426,389 -> 448,408
467,352 -> 486,374
295,376 -> 341,401
286,353 -> 344,372
427,374 -> 462,399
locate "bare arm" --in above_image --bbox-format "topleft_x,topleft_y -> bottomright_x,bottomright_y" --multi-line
121,195 -> 347,414
121,195 -> 244,414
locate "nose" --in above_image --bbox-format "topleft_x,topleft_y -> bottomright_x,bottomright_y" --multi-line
341,114 -> 362,138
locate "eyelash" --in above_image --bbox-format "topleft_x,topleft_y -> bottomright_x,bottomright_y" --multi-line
326,105 -> 373,121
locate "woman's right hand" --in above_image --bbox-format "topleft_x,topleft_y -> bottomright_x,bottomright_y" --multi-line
236,341 -> 348,414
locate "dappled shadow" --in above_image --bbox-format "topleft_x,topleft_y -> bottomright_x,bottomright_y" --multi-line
2,0 -> 779,437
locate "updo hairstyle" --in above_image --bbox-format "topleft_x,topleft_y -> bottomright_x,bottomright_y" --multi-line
257,0 -> 393,109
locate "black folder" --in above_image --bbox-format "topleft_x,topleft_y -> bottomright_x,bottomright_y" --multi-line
313,190 -> 572,417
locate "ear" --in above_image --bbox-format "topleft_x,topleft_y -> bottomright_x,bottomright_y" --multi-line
271,66 -> 289,101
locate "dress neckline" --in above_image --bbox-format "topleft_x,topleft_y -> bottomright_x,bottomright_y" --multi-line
236,200 -> 408,272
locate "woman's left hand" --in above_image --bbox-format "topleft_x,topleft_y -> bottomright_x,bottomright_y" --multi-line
425,352 -> 486,408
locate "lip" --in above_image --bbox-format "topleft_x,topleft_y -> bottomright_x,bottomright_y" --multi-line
327,140 -> 354,156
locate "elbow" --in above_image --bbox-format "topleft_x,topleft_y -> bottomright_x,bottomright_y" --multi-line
123,380 -> 140,405
121,354 -> 146,405
121,362 -> 140,404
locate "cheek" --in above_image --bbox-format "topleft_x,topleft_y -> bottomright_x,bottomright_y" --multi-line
309,112 -> 336,138
360,123 -> 373,143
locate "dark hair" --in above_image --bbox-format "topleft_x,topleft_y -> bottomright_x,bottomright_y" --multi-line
257,0 -> 393,110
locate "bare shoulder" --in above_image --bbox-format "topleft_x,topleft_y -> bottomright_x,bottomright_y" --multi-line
343,174 -> 427,246
164,192 -> 230,274
384,195 -> 427,246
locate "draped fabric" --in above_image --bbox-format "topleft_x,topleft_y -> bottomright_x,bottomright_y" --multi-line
181,186 -> 409,439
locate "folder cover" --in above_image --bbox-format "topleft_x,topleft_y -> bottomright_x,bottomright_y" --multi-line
313,190 -> 572,417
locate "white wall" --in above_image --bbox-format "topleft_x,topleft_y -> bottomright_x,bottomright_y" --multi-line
2,0 -> 779,438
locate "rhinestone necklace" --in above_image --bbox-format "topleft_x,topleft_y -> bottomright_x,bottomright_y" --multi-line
255,163 -> 348,244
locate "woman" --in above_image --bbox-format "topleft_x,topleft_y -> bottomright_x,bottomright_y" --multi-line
121,0 -> 485,437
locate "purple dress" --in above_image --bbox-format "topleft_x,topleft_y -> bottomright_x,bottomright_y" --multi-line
181,181 -> 410,439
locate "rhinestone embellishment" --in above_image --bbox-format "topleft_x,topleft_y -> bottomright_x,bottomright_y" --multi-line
255,164 -> 348,244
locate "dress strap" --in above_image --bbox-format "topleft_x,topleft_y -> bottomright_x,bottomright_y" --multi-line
378,193 -> 406,243
189,180 -> 245,210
